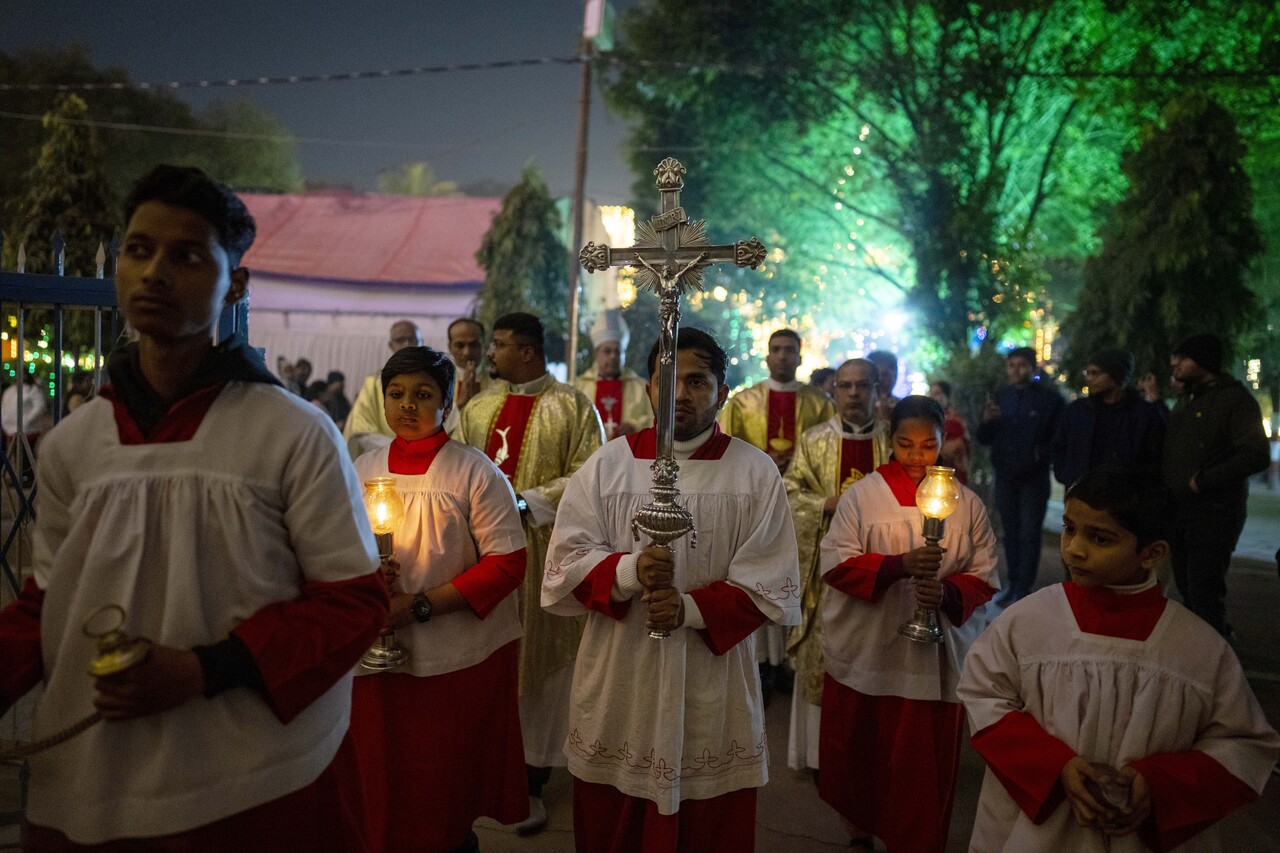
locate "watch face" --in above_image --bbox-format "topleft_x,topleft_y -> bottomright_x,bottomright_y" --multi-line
413,597 -> 432,622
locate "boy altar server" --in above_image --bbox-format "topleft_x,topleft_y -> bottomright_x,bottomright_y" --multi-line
0,165 -> 388,849
544,328 -> 801,852
958,465 -> 1280,852
350,346 -> 529,852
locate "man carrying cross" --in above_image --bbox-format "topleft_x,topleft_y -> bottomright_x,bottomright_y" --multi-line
545,328 -> 800,852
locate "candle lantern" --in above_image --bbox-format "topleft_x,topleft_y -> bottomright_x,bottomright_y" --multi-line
361,477 -> 411,671
899,466 -> 960,644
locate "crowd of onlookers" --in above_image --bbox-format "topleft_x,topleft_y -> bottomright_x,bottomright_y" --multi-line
274,355 -> 351,429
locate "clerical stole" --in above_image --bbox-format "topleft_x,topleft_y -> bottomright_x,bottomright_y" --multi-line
486,393 -> 538,481
767,389 -> 797,452
594,378 -> 624,440
838,436 -> 877,493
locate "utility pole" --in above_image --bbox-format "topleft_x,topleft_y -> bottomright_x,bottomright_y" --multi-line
567,0 -> 608,381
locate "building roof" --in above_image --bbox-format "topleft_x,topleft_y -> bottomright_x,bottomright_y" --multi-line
240,192 -> 501,288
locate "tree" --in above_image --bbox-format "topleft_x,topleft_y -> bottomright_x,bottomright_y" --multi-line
6,93 -> 117,276
194,96 -> 303,192
602,0 -> 1280,361
0,47 -> 303,203
377,162 -> 460,197
1061,91 -> 1263,381
473,166 -> 569,360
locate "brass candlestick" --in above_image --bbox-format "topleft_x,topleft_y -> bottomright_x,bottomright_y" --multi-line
361,477 -> 410,670
899,466 -> 960,644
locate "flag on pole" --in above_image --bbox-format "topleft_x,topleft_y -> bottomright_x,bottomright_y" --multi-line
582,0 -> 615,52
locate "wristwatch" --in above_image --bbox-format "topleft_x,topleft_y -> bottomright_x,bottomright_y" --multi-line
411,593 -> 433,623
515,494 -> 529,518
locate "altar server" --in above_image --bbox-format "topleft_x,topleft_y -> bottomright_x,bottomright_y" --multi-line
819,395 -> 999,852
0,165 -> 387,850
350,346 -> 529,852
545,327 -> 801,852
959,465 -> 1280,852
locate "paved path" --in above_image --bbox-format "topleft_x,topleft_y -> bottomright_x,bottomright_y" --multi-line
5,487 -> 1280,851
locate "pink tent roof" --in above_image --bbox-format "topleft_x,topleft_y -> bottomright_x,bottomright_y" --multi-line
240,193 -> 501,288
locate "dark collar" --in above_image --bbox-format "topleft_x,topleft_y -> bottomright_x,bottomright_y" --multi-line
105,339 -> 281,438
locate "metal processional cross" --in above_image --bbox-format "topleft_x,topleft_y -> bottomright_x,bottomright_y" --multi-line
580,157 -> 767,639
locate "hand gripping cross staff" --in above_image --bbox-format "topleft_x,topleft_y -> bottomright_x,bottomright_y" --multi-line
580,157 -> 767,638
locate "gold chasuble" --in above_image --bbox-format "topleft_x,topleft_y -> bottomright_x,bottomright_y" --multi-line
572,366 -> 653,440
719,381 -> 835,460
783,416 -> 889,705
457,373 -> 605,696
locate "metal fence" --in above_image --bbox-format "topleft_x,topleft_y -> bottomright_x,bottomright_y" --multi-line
0,231 -> 122,603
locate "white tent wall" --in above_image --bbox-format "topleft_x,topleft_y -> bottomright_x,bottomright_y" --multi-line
247,279 -> 478,394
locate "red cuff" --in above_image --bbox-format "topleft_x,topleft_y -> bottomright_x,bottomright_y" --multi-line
941,573 -> 996,625
233,571 -> 389,724
971,711 -> 1078,824
453,548 -> 526,619
689,581 -> 768,655
0,576 -> 44,715
1129,751 -> 1259,852
571,553 -> 633,620
824,553 -> 906,602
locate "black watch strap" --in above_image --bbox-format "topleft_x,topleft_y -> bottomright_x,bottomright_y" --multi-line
411,593 -> 433,623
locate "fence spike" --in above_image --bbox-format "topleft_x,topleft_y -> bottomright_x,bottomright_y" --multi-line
16,242 -> 26,273
95,242 -> 106,278
107,232 -> 120,278
52,229 -> 65,276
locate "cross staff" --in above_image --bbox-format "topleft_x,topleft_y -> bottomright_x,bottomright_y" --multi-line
579,157 -> 766,639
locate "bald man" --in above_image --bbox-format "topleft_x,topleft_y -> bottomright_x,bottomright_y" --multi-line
343,319 -> 423,458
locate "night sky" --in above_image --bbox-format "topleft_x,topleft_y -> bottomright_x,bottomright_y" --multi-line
0,0 -> 640,201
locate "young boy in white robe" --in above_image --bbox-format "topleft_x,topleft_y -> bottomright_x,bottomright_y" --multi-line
0,165 -> 388,850
958,464 -> 1280,852
349,346 -> 529,852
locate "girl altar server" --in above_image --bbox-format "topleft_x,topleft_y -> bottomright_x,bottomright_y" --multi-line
818,395 -> 999,852
350,346 -> 529,853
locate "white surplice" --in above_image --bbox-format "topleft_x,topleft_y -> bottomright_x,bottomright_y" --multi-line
959,584 -> 1280,853
543,428 -> 801,815
353,440 -> 525,677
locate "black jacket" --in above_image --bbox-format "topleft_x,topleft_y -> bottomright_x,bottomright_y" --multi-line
1161,376 -> 1269,510
976,380 -> 1064,480
1051,388 -> 1166,488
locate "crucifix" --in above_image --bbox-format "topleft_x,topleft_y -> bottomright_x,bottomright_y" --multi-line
580,157 -> 767,639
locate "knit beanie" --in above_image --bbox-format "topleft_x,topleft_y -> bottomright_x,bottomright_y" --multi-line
1172,333 -> 1224,375
1088,348 -> 1135,386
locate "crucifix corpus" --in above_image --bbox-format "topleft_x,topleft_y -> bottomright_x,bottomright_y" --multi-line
580,157 -> 767,639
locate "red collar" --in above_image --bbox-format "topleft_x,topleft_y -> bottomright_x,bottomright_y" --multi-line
1063,582 -> 1167,640
877,460 -> 919,507
100,382 -> 226,445
388,428 -> 451,475
627,423 -> 731,460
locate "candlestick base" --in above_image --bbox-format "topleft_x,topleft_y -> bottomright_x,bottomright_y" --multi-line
898,608 -> 945,644
361,631 -> 410,671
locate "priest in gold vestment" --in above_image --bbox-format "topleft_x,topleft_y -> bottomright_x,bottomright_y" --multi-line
719,328 -> 835,697
573,309 -> 652,441
784,358 -> 889,771
456,312 -> 604,834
